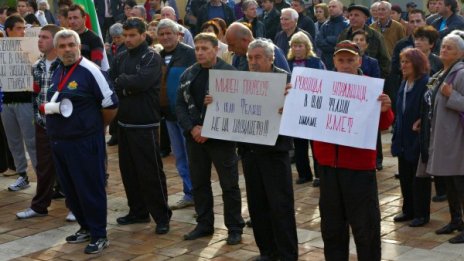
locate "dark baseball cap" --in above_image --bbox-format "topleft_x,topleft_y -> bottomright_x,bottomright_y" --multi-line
347,5 -> 370,17
334,40 -> 361,56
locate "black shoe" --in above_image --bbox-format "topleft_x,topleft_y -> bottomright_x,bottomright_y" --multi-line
432,194 -> 447,202
226,231 -> 242,245
312,178 -> 320,187
106,136 -> 118,146
376,162 -> 383,171
183,227 -> 214,240
449,233 -> 464,244
409,217 -> 429,227
116,214 -> 150,225
52,190 -> 65,200
435,221 -> 464,234
245,219 -> 252,227
155,223 -> 169,234
296,177 -> 312,184
393,213 -> 413,222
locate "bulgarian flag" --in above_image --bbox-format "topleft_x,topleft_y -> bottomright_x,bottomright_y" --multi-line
73,0 -> 110,71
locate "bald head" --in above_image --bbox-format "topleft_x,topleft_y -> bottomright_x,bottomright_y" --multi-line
225,22 -> 254,56
161,6 -> 176,21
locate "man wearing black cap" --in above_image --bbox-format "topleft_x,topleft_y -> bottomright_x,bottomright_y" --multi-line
313,40 -> 394,261
338,5 -> 391,78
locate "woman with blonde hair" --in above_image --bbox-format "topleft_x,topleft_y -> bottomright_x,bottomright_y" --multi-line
287,31 -> 325,187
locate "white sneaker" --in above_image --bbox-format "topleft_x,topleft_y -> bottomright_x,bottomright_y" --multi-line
66,211 -> 76,222
8,176 -> 30,191
16,208 -> 47,219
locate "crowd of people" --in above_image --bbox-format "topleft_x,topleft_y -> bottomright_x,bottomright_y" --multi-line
0,0 -> 463,260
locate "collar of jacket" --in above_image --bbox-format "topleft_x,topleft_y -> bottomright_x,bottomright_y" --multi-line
128,41 -> 148,55
330,14 -> 345,23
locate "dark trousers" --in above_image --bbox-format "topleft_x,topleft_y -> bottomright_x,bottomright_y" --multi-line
434,176 -> 447,196
444,176 -> 464,221
319,166 -> 381,261
51,133 -> 107,238
160,118 -> 171,154
398,157 -> 431,218
0,117 -> 15,172
376,131 -> 383,165
118,127 -> 171,225
242,150 -> 298,260
186,138 -> 244,232
293,138 -> 319,180
108,116 -> 118,137
31,124 -> 56,214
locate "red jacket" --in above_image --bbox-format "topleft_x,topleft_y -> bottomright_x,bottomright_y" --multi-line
314,109 -> 394,171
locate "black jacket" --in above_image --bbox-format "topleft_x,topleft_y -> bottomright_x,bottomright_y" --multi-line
176,58 -> 235,136
237,17 -> 266,38
109,42 -> 162,126
259,7 -> 280,40
298,14 -> 316,39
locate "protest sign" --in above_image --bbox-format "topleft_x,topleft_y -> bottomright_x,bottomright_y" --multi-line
202,69 -> 287,145
0,37 -> 40,92
279,67 -> 384,150
25,27 -> 41,37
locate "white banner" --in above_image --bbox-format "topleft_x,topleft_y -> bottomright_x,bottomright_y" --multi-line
202,69 -> 287,145
0,37 -> 40,92
279,67 -> 384,150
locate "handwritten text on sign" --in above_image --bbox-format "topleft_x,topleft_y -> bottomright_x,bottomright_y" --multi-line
0,37 -> 40,92
202,70 -> 286,145
279,67 -> 384,150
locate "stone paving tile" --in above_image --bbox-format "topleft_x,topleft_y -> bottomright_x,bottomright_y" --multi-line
2,133 -> 464,260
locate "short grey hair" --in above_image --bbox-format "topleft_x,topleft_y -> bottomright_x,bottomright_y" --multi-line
247,38 -> 275,61
242,0 -> 258,11
109,23 -> 123,36
133,5 -> 146,20
370,2 -> 380,10
37,0 -> 49,9
443,30 -> 464,51
281,8 -> 298,21
378,1 -> 392,10
54,29 -> 80,47
157,18 -> 179,34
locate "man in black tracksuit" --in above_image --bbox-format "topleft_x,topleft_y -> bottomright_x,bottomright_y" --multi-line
109,18 -> 171,234
176,33 -> 245,245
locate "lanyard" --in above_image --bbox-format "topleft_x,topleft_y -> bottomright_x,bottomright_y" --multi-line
57,58 -> 81,92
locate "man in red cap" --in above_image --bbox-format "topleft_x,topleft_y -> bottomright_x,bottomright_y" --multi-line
314,40 -> 394,261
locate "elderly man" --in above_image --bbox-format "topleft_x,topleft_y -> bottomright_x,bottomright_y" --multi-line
176,33 -> 244,245
226,22 -> 290,71
157,18 -> 196,210
315,0 -> 349,70
338,4 -> 391,78
370,1 -> 406,56
47,29 -> 118,254
160,6 -> 194,47
130,5 -> 147,21
314,40 -> 393,261
110,17 -> 171,235
237,0 -> 266,38
234,38 -> 298,260
274,8 -> 312,57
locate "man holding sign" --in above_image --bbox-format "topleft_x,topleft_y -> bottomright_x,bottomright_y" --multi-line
176,33 -> 244,245
314,40 -> 393,260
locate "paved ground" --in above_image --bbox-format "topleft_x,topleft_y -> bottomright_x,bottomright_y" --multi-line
1,133 -> 464,261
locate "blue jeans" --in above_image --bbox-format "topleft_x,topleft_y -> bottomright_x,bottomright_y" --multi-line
166,120 -> 193,201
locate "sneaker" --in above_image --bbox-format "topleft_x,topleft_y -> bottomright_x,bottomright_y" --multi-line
66,229 -> 91,244
84,237 -> 109,254
3,171 -> 23,177
16,208 -> 47,219
66,211 -> 76,222
170,198 -> 194,210
8,176 -> 30,191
